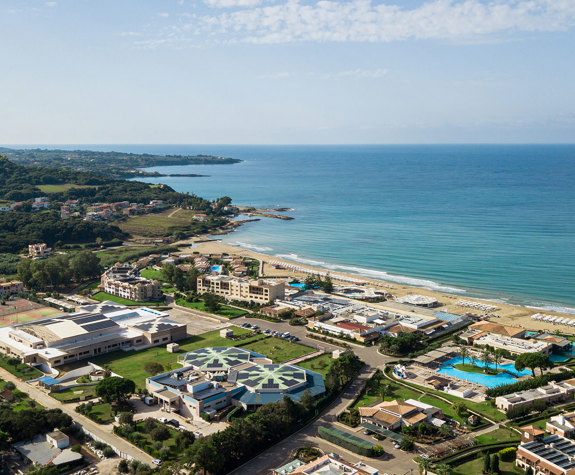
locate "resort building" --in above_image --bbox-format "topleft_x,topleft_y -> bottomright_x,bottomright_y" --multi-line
197,275 -> 285,303
28,243 -> 51,258
516,427 -> 575,475
101,264 -> 162,302
274,455 -> 378,475
495,379 -> 575,412
0,302 -> 186,368
395,294 -> 438,308
307,319 -> 384,343
146,347 -> 325,418
547,413 -> 575,438
358,399 -> 443,431
0,280 -> 24,298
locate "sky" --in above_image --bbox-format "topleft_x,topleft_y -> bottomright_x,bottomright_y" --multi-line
1,0 -> 574,144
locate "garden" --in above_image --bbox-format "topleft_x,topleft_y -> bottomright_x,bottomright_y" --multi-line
91,291 -> 164,307
50,384 -> 97,403
0,354 -> 43,380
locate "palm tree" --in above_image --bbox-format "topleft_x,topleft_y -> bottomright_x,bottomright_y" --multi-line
435,462 -> 453,475
482,348 -> 492,373
415,457 -> 432,475
493,349 -> 504,372
379,383 -> 392,401
459,345 -> 468,366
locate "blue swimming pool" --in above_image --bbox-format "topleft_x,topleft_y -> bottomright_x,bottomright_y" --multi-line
549,343 -> 575,362
437,356 -> 532,388
211,265 -> 222,273
289,283 -> 307,289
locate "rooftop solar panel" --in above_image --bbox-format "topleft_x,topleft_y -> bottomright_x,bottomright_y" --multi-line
82,320 -> 118,332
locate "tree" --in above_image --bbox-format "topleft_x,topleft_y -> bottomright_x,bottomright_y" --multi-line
176,430 -> 195,450
493,349 -> 504,372
70,250 -> 102,281
379,383 -> 392,401
144,362 -> 164,375
400,436 -> 414,451
95,377 -> 135,404
525,467 -> 533,475
300,389 -> 314,412
483,452 -> 491,474
452,401 -> 468,417
435,463 -> 452,475
187,439 -> 223,475
491,454 -> 500,474
322,275 -> 334,293
118,459 -> 129,473
119,412 -> 134,425
515,353 -> 551,377
203,292 -> 221,313
482,348 -> 492,373
150,425 -> 170,441
459,345 -> 468,366
415,456 -> 431,475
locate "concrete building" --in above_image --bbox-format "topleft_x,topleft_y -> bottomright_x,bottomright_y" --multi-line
517,427 -> 575,475
197,275 -> 285,303
46,430 -> 69,449
496,379 -> 575,412
0,303 -> 186,368
28,243 -> 51,258
101,264 -> 162,302
547,413 -> 575,438
146,346 -> 325,418
0,280 -> 24,298
289,455 -> 378,475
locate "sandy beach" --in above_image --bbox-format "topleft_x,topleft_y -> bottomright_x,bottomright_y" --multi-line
176,239 -> 575,335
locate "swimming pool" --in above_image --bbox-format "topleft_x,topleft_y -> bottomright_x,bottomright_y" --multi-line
549,342 -> 575,362
289,283 -> 306,289
437,356 -> 532,388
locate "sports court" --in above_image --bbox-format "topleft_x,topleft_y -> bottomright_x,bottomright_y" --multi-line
0,298 -> 62,327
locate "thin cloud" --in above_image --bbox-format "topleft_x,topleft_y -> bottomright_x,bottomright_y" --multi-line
162,0 -> 575,45
257,68 -> 389,79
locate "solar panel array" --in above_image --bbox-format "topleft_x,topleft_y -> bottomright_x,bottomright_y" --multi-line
182,347 -> 252,371
524,435 -> 575,471
236,364 -> 307,391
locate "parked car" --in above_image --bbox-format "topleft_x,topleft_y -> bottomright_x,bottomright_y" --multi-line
167,419 -> 179,427
252,325 -> 259,330
152,459 -> 162,466
263,329 -> 271,334
157,417 -> 168,424
292,336 -> 300,341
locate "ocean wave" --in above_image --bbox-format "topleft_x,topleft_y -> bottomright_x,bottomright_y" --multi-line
233,241 -> 274,252
275,253 -> 465,294
527,304 -> 575,316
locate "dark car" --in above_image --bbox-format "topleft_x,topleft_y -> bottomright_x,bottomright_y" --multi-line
167,419 -> 180,428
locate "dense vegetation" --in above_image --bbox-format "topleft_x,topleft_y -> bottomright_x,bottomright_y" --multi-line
0,147 -> 241,178
0,407 -> 71,443
485,369 -> 575,398
380,332 -> 425,356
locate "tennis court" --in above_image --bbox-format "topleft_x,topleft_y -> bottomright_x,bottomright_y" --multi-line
0,299 -> 62,326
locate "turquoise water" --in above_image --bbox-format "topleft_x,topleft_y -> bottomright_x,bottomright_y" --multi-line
437,357 -> 532,388
35,144 -> 575,311
549,343 -> 575,362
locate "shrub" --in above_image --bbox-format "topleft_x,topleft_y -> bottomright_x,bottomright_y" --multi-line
498,447 -> 517,462
102,446 -> 116,458
372,445 -> 384,457
4,381 -> 15,390
150,426 -> 170,442
400,436 -> 415,451
71,445 -> 82,453
142,418 -> 157,433
93,440 -> 106,451
118,459 -> 129,473
506,406 -> 531,420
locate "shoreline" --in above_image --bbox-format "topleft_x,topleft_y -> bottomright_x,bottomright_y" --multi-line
177,238 -> 575,334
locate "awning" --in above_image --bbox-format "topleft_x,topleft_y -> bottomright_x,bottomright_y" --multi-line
361,422 -> 404,442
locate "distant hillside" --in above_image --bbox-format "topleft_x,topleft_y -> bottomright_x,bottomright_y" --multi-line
0,147 -> 241,178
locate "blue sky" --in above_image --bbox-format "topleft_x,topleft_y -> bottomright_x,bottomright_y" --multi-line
1,0 -> 574,144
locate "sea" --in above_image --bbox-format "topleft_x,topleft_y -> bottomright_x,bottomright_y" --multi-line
36,144 -> 575,312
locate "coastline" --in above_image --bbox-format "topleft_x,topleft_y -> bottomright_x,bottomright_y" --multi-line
178,237 -> 575,335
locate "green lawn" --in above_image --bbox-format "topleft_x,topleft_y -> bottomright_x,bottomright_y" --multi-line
452,455 -> 523,475
298,353 -> 335,377
85,402 -> 114,424
84,282 -> 101,291
242,337 -> 313,363
51,385 -> 97,403
454,363 -> 503,375
140,268 -> 168,281
475,427 -> 520,445
0,379 -> 42,411
130,419 -> 180,460
176,298 -> 246,318
92,291 -> 164,306
0,356 -> 43,380
351,378 -> 422,409
37,183 -> 98,193
59,326 -> 265,388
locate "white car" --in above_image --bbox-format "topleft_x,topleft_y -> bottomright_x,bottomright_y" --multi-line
157,417 -> 168,424
152,459 -> 162,466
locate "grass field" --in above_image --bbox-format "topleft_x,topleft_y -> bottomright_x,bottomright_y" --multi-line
176,298 -> 246,318
351,377 -> 422,409
454,363 -> 503,375
51,384 -> 97,403
0,356 -> 43,380
96,245 -> 179,267
92,292 -> 164,307
453,455 -> 522,475
117,208 -> 198,237
82,402 -> 115,424
475,427 -> 520,445
0,379 -> 42,411
140,268 -> 167,281
298,353 -> 335,377
37,183 -> 98,193
242,337 -> 313,363
59,326 -> 265,387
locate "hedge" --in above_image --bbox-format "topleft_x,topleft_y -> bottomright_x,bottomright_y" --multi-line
498,447 -> 517,462
318,425 -> 375,457
485,370 -> 575,398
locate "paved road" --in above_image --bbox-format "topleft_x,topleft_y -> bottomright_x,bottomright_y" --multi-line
227,315 -> 417,474
0,367 -> 155,465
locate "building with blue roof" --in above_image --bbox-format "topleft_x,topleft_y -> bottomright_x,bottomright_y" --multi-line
146,346 -> 325,418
